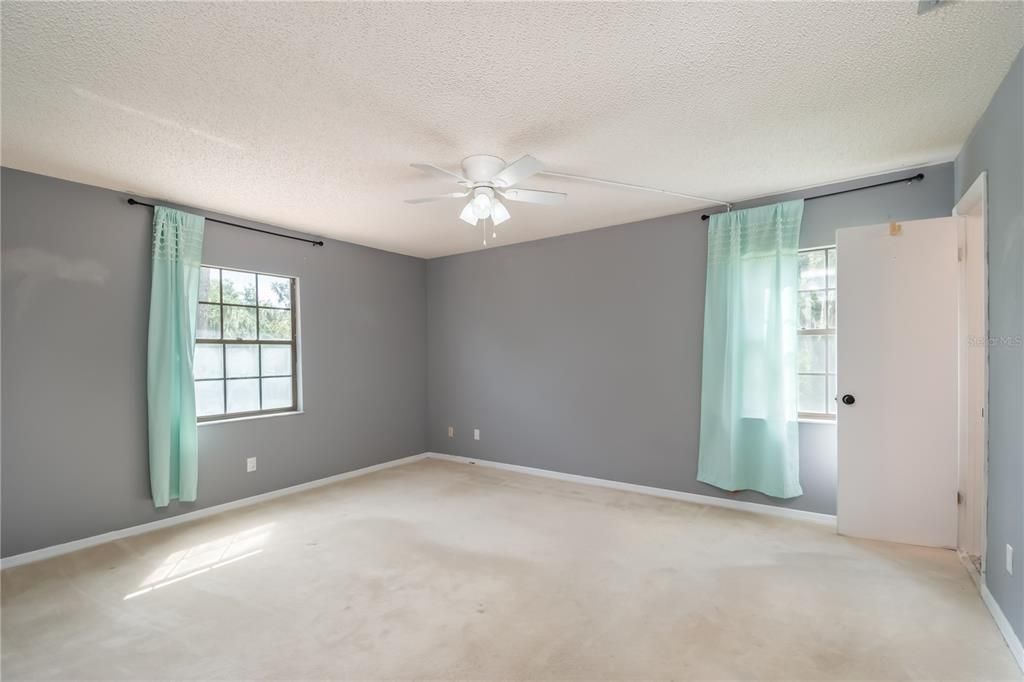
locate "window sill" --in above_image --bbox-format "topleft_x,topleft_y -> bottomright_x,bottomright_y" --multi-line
798,417 -> 836,425
198,410 -> 303,427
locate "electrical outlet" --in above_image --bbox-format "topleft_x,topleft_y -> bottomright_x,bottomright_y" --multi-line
1007,544 -> 1014,575
246,457 -> 257,473
448,426 -> 454,438
474,428 -> 480,441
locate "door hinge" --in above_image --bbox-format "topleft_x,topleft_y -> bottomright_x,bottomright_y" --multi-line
957,491 -> 964,505
958,247 -> 964,262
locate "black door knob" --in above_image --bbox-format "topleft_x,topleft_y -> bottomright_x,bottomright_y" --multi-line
842,394 -> 856,405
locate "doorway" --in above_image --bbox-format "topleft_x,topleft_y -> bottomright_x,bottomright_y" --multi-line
835,184 -> 989,556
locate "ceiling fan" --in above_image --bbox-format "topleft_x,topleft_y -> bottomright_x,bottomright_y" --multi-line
405,154 -> 567,228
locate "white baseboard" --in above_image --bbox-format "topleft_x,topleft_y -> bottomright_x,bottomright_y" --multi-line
2,451 -> 833,571
1,453 -> 429,570
980,582 -> 1024,673
424,452 -> 836,526
958,547 -> 1023,673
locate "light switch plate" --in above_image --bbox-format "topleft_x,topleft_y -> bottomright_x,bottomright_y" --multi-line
246,457 -> 257,473
473,429 -> 480,441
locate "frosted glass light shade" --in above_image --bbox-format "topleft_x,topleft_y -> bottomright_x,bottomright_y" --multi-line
459,201 -> 478,225
492,199 -> 510,225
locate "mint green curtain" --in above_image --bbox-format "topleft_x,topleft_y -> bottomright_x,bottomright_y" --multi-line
148,206 -> 205,507
697,200 -> 804,499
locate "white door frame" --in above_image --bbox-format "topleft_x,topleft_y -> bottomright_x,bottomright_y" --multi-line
953,172 -> 988,574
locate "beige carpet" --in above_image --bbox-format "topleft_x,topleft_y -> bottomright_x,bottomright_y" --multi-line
1,458 -> 1019,680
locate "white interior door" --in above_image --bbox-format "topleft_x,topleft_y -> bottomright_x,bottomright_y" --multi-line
836,217 -> 960,548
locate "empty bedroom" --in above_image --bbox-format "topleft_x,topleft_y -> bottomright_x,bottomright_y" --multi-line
1,1 -> 1022,679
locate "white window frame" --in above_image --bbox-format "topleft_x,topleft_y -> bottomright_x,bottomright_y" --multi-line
194,265 -> 299,422
798,246 -> 837,421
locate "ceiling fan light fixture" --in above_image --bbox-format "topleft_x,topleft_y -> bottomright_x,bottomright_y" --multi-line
492,199 -> 511,226
408,155 -> 565,241
459,201 -> 478,226
471,191 -> 493,219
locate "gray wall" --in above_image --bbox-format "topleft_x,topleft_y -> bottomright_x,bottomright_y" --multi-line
955,49 -> 1023,642
427,163 -> 954,515
1,168 -> 428,557
0,159 -> 959,554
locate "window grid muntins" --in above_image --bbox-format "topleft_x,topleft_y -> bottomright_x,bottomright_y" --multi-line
798,247 -> 837,420
195,266 -> 297,421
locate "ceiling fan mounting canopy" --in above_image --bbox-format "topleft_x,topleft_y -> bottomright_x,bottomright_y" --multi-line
461,154 -> 506,184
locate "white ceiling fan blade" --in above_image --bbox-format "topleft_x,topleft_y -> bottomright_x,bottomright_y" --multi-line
499,188 -> 567,205
490,155 -> 543,188
411,163 -> 470,184
404,192 -> 469,204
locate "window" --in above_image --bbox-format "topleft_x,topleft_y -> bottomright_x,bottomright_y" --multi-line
797,247 -> 836,419
194,266 -> 298,421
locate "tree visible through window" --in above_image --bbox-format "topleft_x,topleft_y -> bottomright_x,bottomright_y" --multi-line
194,266 -> 298,421
797,247 -> 836,419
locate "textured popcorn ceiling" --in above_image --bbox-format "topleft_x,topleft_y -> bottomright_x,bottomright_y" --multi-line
2,2 -> 1021,258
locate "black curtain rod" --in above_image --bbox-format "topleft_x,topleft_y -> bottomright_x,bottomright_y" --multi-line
127,198 -> 324,246
700,172 -> 925,221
